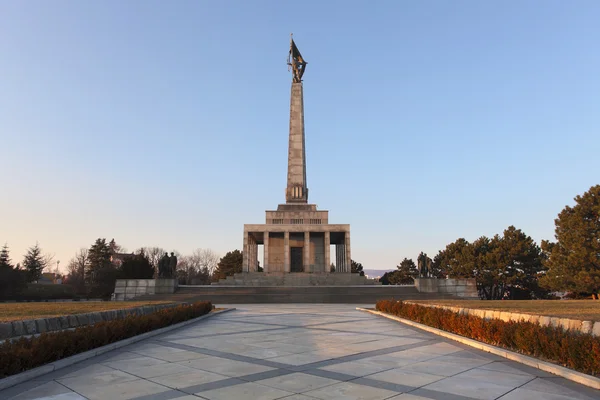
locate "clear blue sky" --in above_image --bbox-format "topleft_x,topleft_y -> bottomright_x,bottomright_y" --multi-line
1,1 -> 599,273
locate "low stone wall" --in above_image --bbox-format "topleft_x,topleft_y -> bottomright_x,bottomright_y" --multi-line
0,303 -> 180,340
113,279 -> 178,301
414,278 -> 478,298
404,301 -> 600,337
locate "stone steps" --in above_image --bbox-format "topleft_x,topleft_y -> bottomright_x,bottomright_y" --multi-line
133,285 -> 459,304
212,272 -> 380,286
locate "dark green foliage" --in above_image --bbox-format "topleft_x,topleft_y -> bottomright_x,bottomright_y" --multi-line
86,238 -> 117,299
380,258 -> 418,285
0,244 -> 27,299
541,185 -> 600,296
0,301 -> 212,378
118,250 -> 154,279
15,284 -> 77,301
431,227 -> 545,299
351,259 -> 365,276
213,250 -> 243,280
0,244 -> 13,269
376,300 -> 600,377
22,243 -> 47,283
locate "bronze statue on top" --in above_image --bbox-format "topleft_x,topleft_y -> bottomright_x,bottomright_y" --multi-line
417,252 -> 433,278
288,34 -> 307,83
158,252 -> 178,278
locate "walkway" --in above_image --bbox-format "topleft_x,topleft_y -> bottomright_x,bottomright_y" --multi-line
2,304 -> 599,400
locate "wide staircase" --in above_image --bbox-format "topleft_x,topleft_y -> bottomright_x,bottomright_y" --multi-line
211,272 -> 380,286
134,285 -> 460,304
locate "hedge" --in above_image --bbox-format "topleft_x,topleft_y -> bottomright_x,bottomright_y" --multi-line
0,301 -> 212,378
376,299 -> 600,377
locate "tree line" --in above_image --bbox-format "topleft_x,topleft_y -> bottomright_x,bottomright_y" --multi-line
380,185 -> 600,300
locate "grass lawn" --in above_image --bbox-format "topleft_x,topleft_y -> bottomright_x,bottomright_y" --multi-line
0,301 -> 176,322
409,300 -> 600,321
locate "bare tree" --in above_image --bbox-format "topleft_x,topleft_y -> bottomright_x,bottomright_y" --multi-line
65,248 -> 88,293
195,249 -> 220,275
138,247 -> 166,277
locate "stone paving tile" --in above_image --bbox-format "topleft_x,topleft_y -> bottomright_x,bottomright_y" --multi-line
8,382 -> 76,400
177,354 -> 275,376
256,372 -> 339,393
304,381 -> 399,400
148,368 -> 229,390
57,369 -> 139,391
420,376 -> 515,400
69,379 -> 173,400
451,367 -> 534,388
195,381 -> 294,400
2,304 -> 600,400
365,368 -> 445,387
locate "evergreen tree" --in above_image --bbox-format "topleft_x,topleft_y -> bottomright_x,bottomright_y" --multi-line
22,242 -> 47,282
213,250 -> 243,281
541,185 -> 600,297
119,249 -> 154,279
0,244 -> 26,299
86,238 -> 117,298
396,258 -> 418,284
351,260 -> 365,276
0,243 -> 13,269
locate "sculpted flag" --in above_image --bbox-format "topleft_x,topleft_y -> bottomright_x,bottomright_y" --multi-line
290,39 -> 305,64
288,38 -> 307,82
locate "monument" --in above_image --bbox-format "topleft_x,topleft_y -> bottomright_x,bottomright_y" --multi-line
214,36 -> 375,286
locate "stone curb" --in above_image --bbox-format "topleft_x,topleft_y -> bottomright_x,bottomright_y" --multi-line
402,301 -> 600,337
357,307 -> 600,391
0,303 -> 182,340
0,308 -> 235,391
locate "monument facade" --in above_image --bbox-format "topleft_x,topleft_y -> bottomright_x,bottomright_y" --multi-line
241,36 -> 353,277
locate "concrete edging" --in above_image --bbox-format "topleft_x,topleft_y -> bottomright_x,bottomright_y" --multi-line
0,308 -> 235,391
403,301 -> 600,337
357,307 -> 600,391
0,303 -> 184,340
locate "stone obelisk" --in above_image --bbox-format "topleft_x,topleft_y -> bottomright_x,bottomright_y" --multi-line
285,36 -> 308,204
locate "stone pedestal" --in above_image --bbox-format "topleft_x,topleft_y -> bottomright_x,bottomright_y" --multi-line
112,279 -> 178,301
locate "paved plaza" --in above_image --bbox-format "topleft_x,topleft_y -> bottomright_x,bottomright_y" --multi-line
2,304 -> 599,400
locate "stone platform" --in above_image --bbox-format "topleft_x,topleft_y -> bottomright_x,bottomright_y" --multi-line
212,272 -> 379,286
112,279 -> 178,301
4,305 -> 598,400
133,285 -> 463,304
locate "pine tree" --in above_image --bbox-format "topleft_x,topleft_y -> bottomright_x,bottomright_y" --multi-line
541,185 -> 600,297
0,243 -> 13,269
23,242 -> 47,282
86,238 -> 117,298
396,258 -> 418,284
213,250 -> 243,280
351,260 -> 365,276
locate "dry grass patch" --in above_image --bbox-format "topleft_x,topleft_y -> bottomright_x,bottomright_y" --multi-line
0,301 -> 176,322
409,300 -> 600,321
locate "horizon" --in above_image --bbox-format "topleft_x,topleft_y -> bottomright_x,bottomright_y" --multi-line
2,2 -> 599,273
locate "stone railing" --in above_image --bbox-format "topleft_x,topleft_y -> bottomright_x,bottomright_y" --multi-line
0,303 -> 180,340
414,278 -> 478,298
404,301 -> 600,337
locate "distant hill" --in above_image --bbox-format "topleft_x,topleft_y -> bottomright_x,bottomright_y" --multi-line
363,269 -> 394,278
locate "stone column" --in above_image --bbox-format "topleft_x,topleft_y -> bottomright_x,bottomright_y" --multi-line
263,232 -> 269,273
284,231 -> 290,273
242,231 -> 249,272
345,231 -> 351,274
324,231 -> 330,273
335,244 -> 341,272
304,231 -> 310,272
250,236 -> 257,272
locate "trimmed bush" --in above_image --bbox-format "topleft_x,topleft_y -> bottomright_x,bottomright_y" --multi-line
0,301 -> 212,378
376,299 -> 600,377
